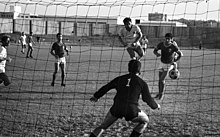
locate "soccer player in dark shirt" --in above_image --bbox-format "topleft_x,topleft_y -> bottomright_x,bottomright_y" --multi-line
50,33 -> 69,86
153,33 -> 183,100
89,60 -> 160,137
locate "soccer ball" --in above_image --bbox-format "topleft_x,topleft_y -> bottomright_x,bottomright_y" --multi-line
169,68 -> 180,79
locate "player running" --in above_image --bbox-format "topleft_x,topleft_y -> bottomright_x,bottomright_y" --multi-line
50,33 -> 69,86
89,60 -> 160,137
0,35 -> 12,86
153,33 -> 183,100
19,32 -> 27,54
118,17 -> 144,60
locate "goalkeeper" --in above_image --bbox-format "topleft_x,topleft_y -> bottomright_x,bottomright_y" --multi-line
89,60 -> 160,137
153,33 -> 183,100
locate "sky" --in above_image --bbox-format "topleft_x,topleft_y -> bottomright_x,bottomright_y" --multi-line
0,0 -> 219,21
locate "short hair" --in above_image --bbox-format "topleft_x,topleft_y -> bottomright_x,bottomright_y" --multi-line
56,33 -> 62,37
123,17 -> 132,24
1,35 -> 10,43
165,33 -> 173,38
128,60 -> 141,74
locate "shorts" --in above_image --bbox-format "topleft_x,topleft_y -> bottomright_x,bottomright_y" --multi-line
158,62 -> 176,72
0,66 -> 5,73
55,57 -> 66,65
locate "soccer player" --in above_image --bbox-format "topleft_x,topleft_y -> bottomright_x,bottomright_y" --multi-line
118,17 -> 144,60
19,32 -> 27,54
50,33 -> 69,86
26,32 -> 36,58
0,35 -> 12,86
153,33 -> 183,100
89,60 -> 160,137
140,35 -> 149,55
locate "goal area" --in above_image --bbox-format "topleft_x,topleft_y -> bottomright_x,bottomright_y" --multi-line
0,0 -> 220,136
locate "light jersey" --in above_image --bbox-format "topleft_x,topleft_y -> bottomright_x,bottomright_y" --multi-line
156,41 -> 179,64
20,35 -> 27,45
119,25 -> 141,45
0,46 -> 7,73
93,73 -> 158,121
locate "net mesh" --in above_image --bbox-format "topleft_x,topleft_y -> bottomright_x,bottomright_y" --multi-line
0,0 -> 219,136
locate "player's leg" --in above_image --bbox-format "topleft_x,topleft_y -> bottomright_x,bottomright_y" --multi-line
0,73 -> 10,86
51,62 -> 59,86
60,63 -> 66,86
130,110 -> 149,137
21,44 -> 25,54
90,111 -> 118,137
155,68 -> 167,100
26,45 -> 30,58
127,46 -> 136,60
135,46 -> 144,60
29,46 -> 33,58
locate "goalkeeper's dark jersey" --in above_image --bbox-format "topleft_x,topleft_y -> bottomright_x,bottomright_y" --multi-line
155,41 -> 179,64
51,42 -> 67,58
93,73 -> 158,121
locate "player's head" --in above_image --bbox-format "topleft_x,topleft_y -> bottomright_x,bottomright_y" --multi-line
128,60 -> 141,74
1,35 -> 10,47
30,32 -> 33,36
21,32 -> 25,35
165,33 -> 173,44
56,33 -> 63,41
123,17 -> 132,30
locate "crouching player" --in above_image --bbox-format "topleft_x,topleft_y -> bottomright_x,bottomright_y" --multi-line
153,33 -> 183,100
89,60 -> 160,137
0,35 -> 12,86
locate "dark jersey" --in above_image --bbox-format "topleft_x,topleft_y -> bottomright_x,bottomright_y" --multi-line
51,42 -> 67,58
155,41 -> 179,64
93,73 -> 158,121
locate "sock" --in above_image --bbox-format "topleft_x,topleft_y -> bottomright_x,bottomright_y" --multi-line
130,130 -> 141,137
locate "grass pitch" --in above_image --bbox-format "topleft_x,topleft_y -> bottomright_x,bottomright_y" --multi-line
0,42 -> 220,137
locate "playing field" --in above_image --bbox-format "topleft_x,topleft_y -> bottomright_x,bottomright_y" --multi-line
0,42 -> 220,137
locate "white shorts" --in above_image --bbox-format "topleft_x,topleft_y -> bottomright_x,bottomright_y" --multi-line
0,66 -> 5,73
56,57 -> 66,65
158,62 -> 176,72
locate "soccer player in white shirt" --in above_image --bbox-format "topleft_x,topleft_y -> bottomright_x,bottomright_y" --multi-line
19,32 -> 27,54
118,17 -> 144,60
0,35 -> 12,86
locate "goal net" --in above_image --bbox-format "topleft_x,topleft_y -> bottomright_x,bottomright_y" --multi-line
0,0 -> 219,136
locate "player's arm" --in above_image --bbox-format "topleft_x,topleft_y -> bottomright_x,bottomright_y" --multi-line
141,81 -> 160,110
50,44 -> 58,58
0,55 -> 11,62
173,41 -> 183,62
118,28 -> 127,47
90,78 -> 118,102
133,26 -> 142,45
64,43 -> 69,56
153,43 -> 161,57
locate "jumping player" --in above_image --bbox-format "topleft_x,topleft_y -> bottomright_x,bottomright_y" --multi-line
19,32 -> 27,54
0,35 -> 12,86
50,33 -> 69,86
153,33 -> 183,100
89,60 -> 160,137
26,32 -> 36,58
118,17 -> 144,60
